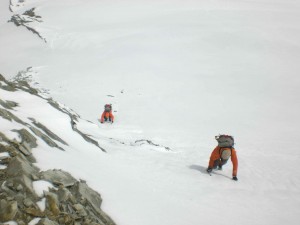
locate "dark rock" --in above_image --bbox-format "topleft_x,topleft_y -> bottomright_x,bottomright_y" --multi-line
7,155 -> 38,178
23,8 -> 36,17
70,181 -> 102,210
57,186 -> 73,202
0,99 -> 18,109
29,126 -> 64,151
18,145 -> 31,156
16,184 -> 23,191
0,199 -> 18,222
31,174 -> 39,181
0,74 -> 117,225
29,118 -> 68,146
40,170 -> 77,187
7,182 -> 14,188
23,198 -> 34,207
73,203 -> 88,217
134,139 -> 171,151
0,75 -> 16,91
8,8 -> 46,43
36,218 -> 59,225
24,207 -> 44,217
45,191 -> 60,217
0,108 -> 26,125
13,128 -> 38,149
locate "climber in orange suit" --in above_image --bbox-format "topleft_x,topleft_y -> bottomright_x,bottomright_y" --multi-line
100,104 -> 114,123
207,146 -> 238,181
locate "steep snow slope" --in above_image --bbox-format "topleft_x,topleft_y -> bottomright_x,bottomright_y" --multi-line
1,0 -> 300,225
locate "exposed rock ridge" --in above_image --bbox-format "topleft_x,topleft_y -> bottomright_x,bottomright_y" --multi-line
8,6 -> 46,43
0,73 -> 106,152
0,74 -> 116,224
0,137 -> 116,225
134,139 -> 171,151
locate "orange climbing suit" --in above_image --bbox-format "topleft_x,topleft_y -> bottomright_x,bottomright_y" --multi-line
208,146 -> 238,177
100,111 -> 114,123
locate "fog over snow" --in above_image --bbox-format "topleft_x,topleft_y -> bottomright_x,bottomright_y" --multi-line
1,0 -> 300,225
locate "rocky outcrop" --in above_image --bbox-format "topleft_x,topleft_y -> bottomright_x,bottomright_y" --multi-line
8,7 -> 46,43
0,99 -> 18,110
29,118 -> 68,146
133,139 -> 171,151
0,73 -> 106,152
0,140 -> 116,224
0,74 -> 116,224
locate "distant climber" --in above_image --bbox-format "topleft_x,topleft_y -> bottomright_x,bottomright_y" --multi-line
100,104 -> 114,123
206,135 -> 238,181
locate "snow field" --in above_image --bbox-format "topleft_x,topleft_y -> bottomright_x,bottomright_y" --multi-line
1,0 -> 300,225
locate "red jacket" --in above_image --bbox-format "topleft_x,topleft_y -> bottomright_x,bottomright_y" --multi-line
100,111 -> 114,123
208,146 -> 238,176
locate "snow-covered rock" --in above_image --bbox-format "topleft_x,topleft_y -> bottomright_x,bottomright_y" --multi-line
0,74 -> 116,225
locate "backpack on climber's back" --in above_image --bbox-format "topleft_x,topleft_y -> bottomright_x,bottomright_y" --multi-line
104,104 -> 112,112
215,134 -> 234,148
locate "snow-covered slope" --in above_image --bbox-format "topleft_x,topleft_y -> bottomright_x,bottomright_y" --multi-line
0,75 -> 116,224
1,0 -> 300,225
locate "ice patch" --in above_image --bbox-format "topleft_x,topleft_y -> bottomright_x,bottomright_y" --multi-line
0,141 -> 9,146
28,218 -> 41,225
32,180 -> 55,197
0,81 -> 7,86
0,152 -> 10,159
0,152 -> 10,170
0,165 -> 7,170
36,198 -> 46,211
2,221 -> 17,225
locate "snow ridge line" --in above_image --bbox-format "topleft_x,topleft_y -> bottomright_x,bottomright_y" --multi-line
1,73 -> 106,152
